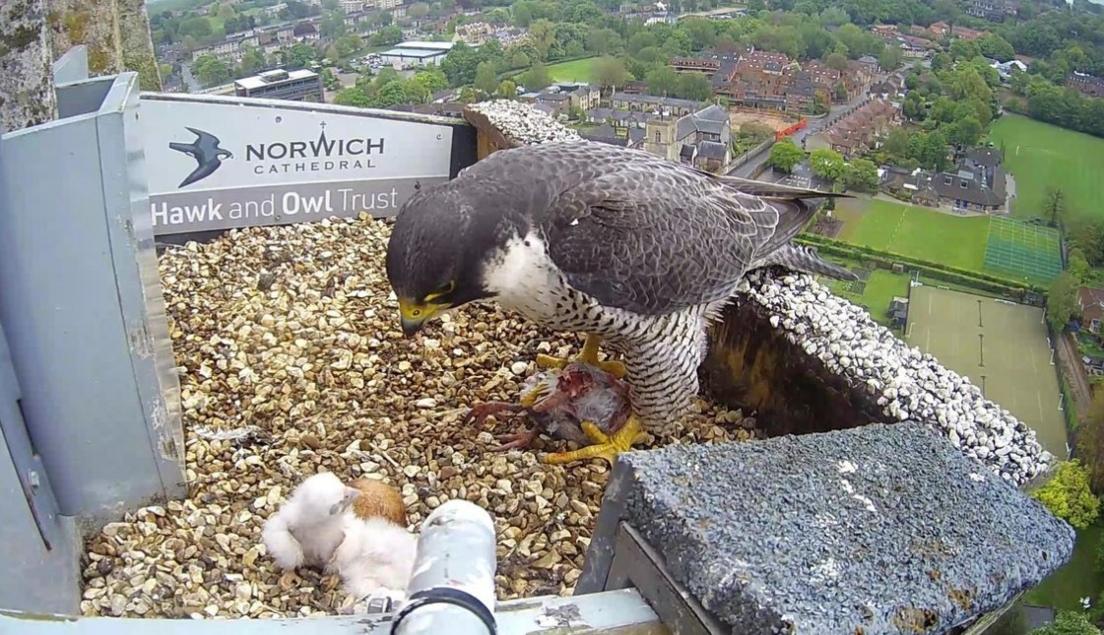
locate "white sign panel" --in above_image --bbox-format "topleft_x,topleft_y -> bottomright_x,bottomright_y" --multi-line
142,96 -> 455,235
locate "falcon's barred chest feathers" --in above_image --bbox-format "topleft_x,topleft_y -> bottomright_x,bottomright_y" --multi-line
386,140 -> 856,446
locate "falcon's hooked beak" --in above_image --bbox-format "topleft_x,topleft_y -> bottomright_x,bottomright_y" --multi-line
399,297 -> 448,337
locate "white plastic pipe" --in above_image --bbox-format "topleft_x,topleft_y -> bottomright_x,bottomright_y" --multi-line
391,500 -> 498,635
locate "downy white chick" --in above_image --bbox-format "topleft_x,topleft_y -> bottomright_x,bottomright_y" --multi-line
331,515 -> 418,602
262,471 -> 360,571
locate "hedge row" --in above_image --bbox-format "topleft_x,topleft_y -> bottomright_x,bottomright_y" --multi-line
795,234 -> 1047,300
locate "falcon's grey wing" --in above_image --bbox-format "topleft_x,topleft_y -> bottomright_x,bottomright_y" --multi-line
537,171 -> 817,315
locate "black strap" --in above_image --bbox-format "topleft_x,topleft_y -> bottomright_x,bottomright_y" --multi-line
390,587 -> 497,635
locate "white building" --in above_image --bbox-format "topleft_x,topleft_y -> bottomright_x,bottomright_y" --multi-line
378,41 -> 454,67
340,0 -> 365,12
376,0 -> 404,9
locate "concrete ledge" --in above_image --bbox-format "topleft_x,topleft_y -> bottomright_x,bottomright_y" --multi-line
583,423 -> 1074,634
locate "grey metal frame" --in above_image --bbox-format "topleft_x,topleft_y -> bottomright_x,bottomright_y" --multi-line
0,72 -> 185,530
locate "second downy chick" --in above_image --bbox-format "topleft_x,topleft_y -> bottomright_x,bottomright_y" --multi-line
331,509 -> 418,603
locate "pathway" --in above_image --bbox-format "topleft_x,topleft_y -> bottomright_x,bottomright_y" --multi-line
1057,330 -> 1093,424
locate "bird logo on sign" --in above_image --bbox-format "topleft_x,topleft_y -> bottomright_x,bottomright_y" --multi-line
169,127 -> 233,187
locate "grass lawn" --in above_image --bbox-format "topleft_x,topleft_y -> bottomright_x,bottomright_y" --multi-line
989,114 -> 1104,222
544,57 -> 598,83
834,198 -> 990,272
1025,522 -> 1104,610
824,265 -> 910,327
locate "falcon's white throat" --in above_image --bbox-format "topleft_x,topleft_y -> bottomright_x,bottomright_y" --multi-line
480,232 -> 566,323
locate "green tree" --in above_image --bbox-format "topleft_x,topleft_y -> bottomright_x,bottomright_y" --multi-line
825,52 -> 848,71
193,54 -> 231,87
842,159 -> 879,193
810,148 -> 845,183
510,51 -> 531,70
593,56 -> 631,90
878,45 -> 902,72
676,73 -> 713,101
1047,272 -> 1079,332
768,139 -> 805,173
645,66 -> 680,96
239,46 -> 266,75
474,61 -> 498,95
1029,610 -> 1101,635
1069,248 -> 1090,283
1079,391 -> 1104,495
1045,187 -> 1066,226
412,68 -> 448,94
496,79 -> 517,98
948,116 -> 982,148
280,42 -> 317,69
978,33 -> 1015,62
518,63 -> 551,91
883,128 -> 910,159
334,85 -> 372,107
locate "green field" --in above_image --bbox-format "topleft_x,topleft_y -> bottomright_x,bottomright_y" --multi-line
989,114 -> 1104,221
905,285 -> 1067,458
833,198 -> 1062,284
1025,523 -> 1104,610
544,57 -> 598,82
826,267 -> 910,326
835,198 -> 989,271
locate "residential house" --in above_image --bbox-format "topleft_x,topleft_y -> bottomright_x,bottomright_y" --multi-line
261,3 -> 288,18
454,21 -> 494,45
880,147 -> 1008,212
293,22 -> 319,42
580,123 -> 625,147
586,107 -> 653,129
1067,71 -> 1104,99
1079,287 -> 1104,335
857,55 -> 880,76
898,34 -> 939,58
526,83 -> 601,116
928,21 -> 985,41
609,92 -> 703,116
806,98 -> 900,158
991,59 -> 1027,80
870,24 -> 899,41
340,0 -> 364,11
643,104 -> 732,172
965,0 -> 1018,21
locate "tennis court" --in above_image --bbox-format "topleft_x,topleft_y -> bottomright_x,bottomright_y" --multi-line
905,285 -> 1068,458
982,217 -> 1063,284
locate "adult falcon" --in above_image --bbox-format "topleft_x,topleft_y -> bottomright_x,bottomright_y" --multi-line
386,140 -> 856,464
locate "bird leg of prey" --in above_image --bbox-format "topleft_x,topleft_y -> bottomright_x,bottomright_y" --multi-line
542,416 -> 646,466
536,334 -> 627,379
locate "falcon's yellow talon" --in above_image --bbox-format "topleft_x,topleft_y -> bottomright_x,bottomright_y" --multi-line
541,416 -> 646,466
537,334 -> 624,377
535,353 -> 567,370
598,360 -> 627,379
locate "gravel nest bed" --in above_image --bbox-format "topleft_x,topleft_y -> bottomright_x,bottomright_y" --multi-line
78,215 -> 753,619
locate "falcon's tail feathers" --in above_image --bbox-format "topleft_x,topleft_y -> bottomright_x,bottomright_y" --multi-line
755,244 -> 859,281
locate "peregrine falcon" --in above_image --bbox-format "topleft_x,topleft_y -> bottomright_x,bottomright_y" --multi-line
386,140 -> 856,464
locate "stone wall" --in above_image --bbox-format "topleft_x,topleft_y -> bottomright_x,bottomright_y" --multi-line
47,0 -> 161,90
0,0 -> 159,132
0,0 -> 57,131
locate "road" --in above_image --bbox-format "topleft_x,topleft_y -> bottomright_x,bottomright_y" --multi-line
726,89 -> 872,179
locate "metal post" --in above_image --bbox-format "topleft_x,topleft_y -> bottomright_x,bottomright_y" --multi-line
392,500 -> 497,635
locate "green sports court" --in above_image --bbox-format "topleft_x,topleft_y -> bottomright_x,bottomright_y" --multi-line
982,216 -> 1063,284
905,285 -> 1068,458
